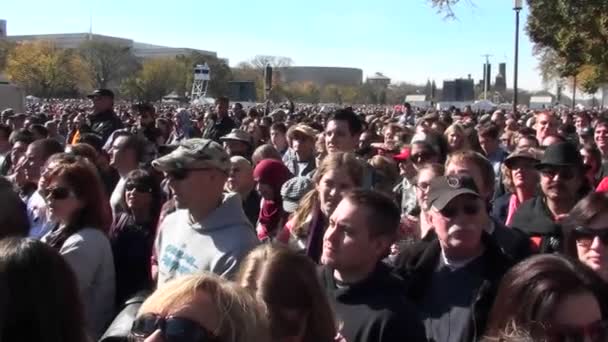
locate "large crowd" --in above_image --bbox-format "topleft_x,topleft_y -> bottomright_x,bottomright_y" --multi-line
1,88 -> 608,342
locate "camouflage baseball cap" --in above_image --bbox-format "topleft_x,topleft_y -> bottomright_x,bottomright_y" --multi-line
152,138 -> 230,173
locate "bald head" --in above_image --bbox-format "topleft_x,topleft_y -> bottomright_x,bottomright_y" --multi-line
227,156 -> 255,195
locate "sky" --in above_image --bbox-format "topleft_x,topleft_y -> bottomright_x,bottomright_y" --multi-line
2,0 -> 546,91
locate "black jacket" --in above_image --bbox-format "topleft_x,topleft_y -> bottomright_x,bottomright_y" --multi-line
202,116 -> 236,142
491,217 -> 532,262
91,110 -> 123,142
393,233 -> 515,342
509,196 -> 563,253
491,192 -> 510,226
319,263 -> 426,342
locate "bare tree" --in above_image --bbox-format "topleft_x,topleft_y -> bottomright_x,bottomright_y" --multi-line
79,41 -> 139,89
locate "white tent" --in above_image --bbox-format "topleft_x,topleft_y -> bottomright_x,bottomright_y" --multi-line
471,100 -> 497,111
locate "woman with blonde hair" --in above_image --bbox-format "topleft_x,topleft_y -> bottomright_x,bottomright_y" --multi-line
131,273 -> 270,342
237,244 -> 338,342
443,123 -> 469,152
276,152 -> 365,262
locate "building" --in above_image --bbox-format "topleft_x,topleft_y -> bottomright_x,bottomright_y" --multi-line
278,66 -> 363,87
442,78 -> 475,102
495,62 -> 507,93
482,63 -> 492,91
3,20 -> 217,60
366,72 -> 391,87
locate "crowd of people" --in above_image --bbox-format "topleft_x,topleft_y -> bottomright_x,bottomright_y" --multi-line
1,88 -> 608,342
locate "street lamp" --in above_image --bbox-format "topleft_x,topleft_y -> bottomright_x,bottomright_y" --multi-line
513,0 -> 522,114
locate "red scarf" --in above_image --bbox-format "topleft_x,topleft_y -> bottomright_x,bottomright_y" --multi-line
253,159 -> 292,239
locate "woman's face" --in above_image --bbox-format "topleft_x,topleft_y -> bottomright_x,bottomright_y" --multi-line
316,168 -> 356,217
44,177 -> 84,224
255,182 -> 275,201
576,212 -> 608,280
509,158 -> 539,190
125,181 -> 154,212
551,291 -> 602,340
139,290 -> 220,342
415,169 -> 437,209
448,131 -> 463,150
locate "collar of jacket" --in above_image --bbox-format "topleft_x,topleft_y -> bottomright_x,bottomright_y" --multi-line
91,109 -> 117,122
322,262 -> 406,301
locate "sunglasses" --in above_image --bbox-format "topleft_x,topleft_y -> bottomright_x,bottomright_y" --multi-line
572,226 -> 608,247
547,320 -> 608,342
166,167 -> 212,181
539,167 -> 575,180
125,183 -> 153,193
42,187 -> 73,201
411,151 -> 435,164
439,202 -> 480,218
131,313 -> 218,342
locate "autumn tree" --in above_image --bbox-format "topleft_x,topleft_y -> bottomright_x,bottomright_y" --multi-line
6,41 -> 91,97
78,40 -> 139,89
120,57 -> 180,102
0,40 -> 15,72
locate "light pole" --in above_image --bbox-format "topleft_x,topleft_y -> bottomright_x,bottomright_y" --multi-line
513,0 -> 522,114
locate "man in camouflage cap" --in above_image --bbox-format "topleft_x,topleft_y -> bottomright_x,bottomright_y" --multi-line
151,138 -> 258,285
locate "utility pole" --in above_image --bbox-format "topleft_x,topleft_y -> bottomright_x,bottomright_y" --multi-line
481,54 -> 492,100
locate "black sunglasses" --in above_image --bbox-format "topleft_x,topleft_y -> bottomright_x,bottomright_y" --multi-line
573,227 -> 608,247
125,183 -> 153,193
131,313 -> 217,342
166,167 -> 212,181
42,187 -> 72,200
411,151 -> 435,164
539,167 -> 575,180
440,202 -> 480,218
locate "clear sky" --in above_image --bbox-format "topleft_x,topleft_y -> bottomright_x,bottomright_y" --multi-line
2,0 -> 545,90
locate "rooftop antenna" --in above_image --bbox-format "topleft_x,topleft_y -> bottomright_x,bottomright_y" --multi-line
482,54 -> 492,100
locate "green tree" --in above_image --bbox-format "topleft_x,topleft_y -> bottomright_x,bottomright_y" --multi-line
78,40 -> 139,89
176,52 -> 233,98
120,57 -> 179,102
6,41 -> 91,97
0,40 -> 16,72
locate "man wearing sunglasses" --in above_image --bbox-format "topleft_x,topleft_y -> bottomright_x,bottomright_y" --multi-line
511,142 -> 590,253
394,175 -> 514,342
151,138 -> 258,285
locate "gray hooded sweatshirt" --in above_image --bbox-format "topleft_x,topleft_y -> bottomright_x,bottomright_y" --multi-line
155,192 -> 258,285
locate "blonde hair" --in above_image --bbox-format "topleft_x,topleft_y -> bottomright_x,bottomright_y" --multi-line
290,152 -> 365,237
237,244 -> 337,342
138,273 -> 270,342
443,123 -> 470,151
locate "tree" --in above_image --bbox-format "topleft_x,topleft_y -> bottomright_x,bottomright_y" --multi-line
0,40 -> 16,72
120,57 -> 180,102
526,0 -> 608,93
235,55 -> 294,101
428,0 -> 470,19
176,52 -> 233,98
6,41 -> 91,97
78,40 -> 139,89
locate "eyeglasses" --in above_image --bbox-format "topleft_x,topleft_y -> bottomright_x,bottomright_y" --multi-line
131,313 -> 218,342
572,226 -> 608,247
539,167 -> 575,180
415,181 -> 431,192
166,167 -> 213,181
42,187 -> 73,201
439,202 -> 480,218
125,183 -> 153,193
411,151 -> 435,165
546,320 -> 608,342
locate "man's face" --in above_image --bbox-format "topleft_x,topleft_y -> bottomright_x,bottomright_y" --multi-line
109,136 -> 134,169
478,134 -> 499,156
491,113 -> 505,128
226,162 -> 253,194
325,120 -> 357,153
536,113 -> 557,142
359,132 -> 373,150
138,112 -> 154,127
516,137 -> 538,150
594,124 -> 608,153
321,198 -> 389,274
10,141 -> 28,167
539,165 -> 583,202
270,129 -> 287,150
575,116 -> 589,132
446,160 -> 491,201
292,134 -> 314,160
215,101 -> 228,115
167,168 -> 224,210
428,195 -> 485,256
410,144 -> 438,171
222,140 -> 249,157
23,144 -> 46,184
91,95 -> 113,113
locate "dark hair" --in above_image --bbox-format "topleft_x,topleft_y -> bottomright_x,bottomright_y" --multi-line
237,244 -> 337,342
327,108 -> 363,135
0,124 -> 12,139
541,133 -> 566,144
65,143 -> 98,163
43,155 -> 111,248
563,192 -> 608,259
216,96 -> 229,106
29,138 -> 64,162
580,144 -> 602,171
122,169 -> 162,227
486,254 -> 606,337
270,122 -> 287,135
133,103 -> 156,116
595,117 -> 608,130
343,189 -> 400,238
30,124 -> 48,138
8,129 -> 34,145
112,132 -> 147,164
76,133 -> 103,153
0,178 -> 29,238
478,123 -> 501,140
0,238 -> 88,342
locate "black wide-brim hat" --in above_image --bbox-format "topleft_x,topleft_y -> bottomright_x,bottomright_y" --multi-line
535,142 -> 584,170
